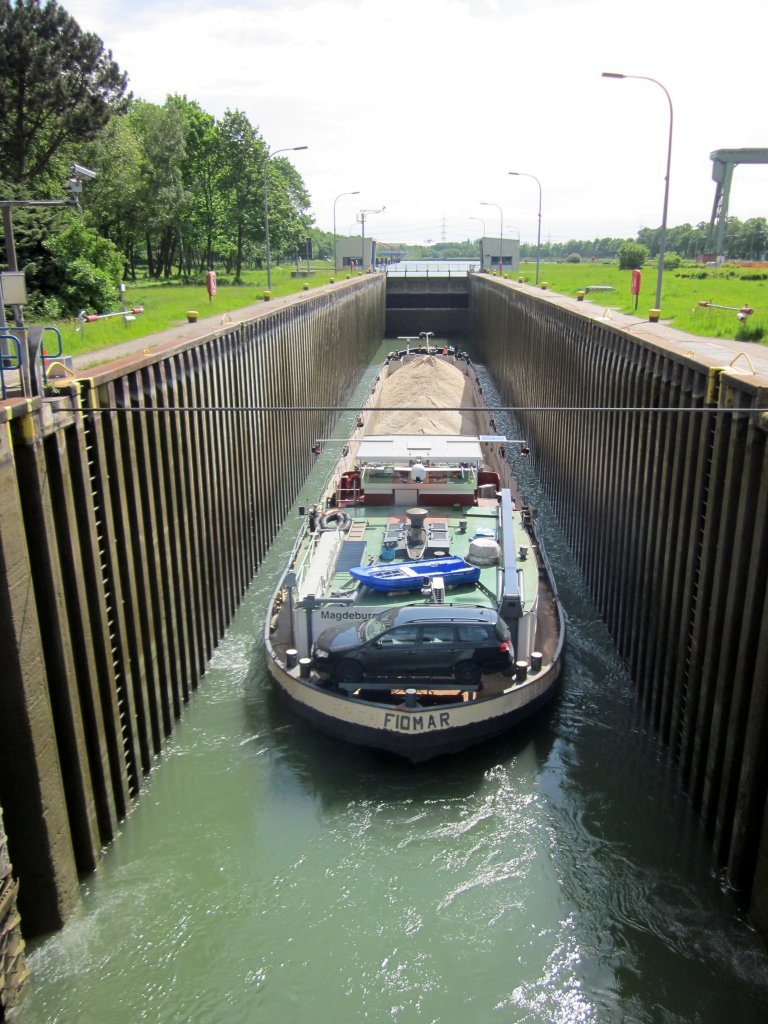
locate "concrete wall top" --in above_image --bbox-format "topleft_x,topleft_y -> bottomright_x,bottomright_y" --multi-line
472,275 -> 768,405
1,394 -> 39,423
67,276 -> 384,386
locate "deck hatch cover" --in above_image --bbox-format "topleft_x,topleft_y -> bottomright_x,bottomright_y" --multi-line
337,540 -> 368,574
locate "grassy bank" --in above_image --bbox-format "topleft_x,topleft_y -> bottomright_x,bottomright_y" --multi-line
514,260 -> 767,342
42,264 -> 339,357
28,259 -> 768,357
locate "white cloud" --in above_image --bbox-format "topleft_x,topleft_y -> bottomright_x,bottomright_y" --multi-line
65,0 -> 768,242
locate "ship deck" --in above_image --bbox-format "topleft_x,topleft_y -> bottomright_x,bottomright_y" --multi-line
299,499 -> 539,612
270,494 -> 562,702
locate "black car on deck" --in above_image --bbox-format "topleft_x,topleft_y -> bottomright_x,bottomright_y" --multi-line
312,605 -> 514,686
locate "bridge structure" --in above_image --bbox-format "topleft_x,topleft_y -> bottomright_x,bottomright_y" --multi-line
706,147 -> 768,258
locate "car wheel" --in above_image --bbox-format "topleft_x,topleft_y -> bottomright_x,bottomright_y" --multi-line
454,660 -> 482,685
334,658 -> 364,685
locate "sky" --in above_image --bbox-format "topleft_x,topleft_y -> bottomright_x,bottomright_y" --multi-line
64,0 -> 768,246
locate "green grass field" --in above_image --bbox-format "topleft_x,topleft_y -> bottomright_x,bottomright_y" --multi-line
46,264 -> 339,357
29,259 -> 768,357
514,259 -> 768,343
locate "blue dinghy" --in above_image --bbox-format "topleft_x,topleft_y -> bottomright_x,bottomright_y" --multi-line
349,556 -> 480,592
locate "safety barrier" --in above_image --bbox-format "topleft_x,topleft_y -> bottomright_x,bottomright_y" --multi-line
0,331 -> 21,399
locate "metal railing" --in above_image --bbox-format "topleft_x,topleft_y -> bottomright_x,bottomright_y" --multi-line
40,325 -> 63,387
0,331 -> 22,399
0,325 -> 66,398
382,262 -> 480,277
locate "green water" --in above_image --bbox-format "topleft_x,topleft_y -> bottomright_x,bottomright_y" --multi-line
17,358 -> 768,1024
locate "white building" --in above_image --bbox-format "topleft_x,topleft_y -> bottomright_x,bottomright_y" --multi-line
336,238 -> 378,272
479,237 -> 520,273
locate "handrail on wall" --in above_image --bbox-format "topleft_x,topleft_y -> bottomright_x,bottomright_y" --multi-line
0,331 -> 22,400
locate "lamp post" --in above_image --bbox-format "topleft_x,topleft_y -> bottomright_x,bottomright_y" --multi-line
469,216 -> 485,263
509,172 -> 541,284
506,225 -> 521,272
264,145 -> 308,291
602,72 -> 672,311
333,190 -> 360,272
357,207 -> 385,271
481,202 -> 503,274
469,215 -> 486,237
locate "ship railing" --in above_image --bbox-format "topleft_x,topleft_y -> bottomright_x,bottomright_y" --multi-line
294,528 -> 345,599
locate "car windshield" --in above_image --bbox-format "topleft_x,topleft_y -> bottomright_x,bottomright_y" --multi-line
361,609 -> 398,641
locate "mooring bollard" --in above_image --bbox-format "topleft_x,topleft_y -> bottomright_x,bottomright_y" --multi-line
286,649 -> 298,670
299,657 -> 312,679
577,291 -> 585,301
649,308 -> 661,322
186,310 -> 198,323
263,290 -> 272,301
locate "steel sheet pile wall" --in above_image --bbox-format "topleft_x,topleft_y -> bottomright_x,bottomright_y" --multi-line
0,278 -> 385,942
470,276 -> 768,933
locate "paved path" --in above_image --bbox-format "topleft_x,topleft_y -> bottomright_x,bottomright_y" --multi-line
511,279 -> 768,385
73,278 -> 768,383
71,289 -> 314,371
4,278 -> 768,398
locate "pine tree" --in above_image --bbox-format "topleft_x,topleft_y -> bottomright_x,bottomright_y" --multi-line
0,0 -> 130,187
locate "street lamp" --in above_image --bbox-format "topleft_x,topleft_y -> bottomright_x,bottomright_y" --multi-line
357,207 -> 385,272
602,72 -> 672,311
506,225 -> 521,272
481,202 -> 503,275
333,190 -> 360,272
469,215 -> 486,237
509,172 -> 541,284
469,216 -> 485,262
264,145 -> 308,291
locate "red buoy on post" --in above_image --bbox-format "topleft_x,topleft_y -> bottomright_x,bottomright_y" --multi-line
631,269 -> 641,310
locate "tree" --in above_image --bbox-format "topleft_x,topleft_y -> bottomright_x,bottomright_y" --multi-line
80,113 -> 146,277
618,242 -> 648,271
266,156 -> 311,262
663,251 -> 681,270
0,0 -> 130,188
217,110 -> 266,283
25,213 -> 123,317
747,218 -> 768,260
637,226 -> 661,258
128,100 -> 190,279
166,95 -> 222,273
